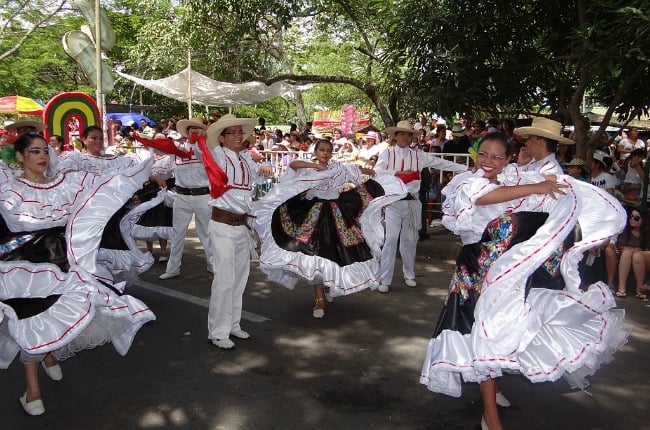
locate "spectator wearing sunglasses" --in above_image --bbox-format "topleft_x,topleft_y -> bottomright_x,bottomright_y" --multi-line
612,208 -> 650,300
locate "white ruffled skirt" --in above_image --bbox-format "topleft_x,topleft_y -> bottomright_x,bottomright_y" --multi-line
0,160 -> 156,367
252,171 -> 407,297
420,178 -> 629,396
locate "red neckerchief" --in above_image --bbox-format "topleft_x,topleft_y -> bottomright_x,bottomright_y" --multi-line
132,133 -> 193,159
189,133 -> 235,199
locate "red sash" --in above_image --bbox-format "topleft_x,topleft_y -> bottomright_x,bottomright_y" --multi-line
190,133 -> 235,199
395,171 -> 421,184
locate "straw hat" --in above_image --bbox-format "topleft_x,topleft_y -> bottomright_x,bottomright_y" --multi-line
385,120 -> 416,136
451,123 -> 466,137
5,119 -> 45,133
176,117 -> 207,137
562,158 -> 586,167
206,114 -> 256,149
514,117 -> 574,145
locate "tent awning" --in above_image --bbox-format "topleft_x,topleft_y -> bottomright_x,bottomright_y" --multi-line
115,67 -> 309,107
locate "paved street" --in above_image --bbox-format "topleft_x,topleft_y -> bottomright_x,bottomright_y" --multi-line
3,228 -> 649,430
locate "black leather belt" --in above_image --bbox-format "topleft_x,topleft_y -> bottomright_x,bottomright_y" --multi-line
211,207 -> 250,226
174,186 -> 210,196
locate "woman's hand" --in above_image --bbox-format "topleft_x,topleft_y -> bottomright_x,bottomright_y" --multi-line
536,179 -> 567,199
360,167 -> 376,176
150,175 -> 166,188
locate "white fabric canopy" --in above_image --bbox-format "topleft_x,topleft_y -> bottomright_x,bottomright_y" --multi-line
115,67 -> 307,106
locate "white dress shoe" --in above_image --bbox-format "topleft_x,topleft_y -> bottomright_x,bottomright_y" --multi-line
19,393 -> 45,416
159,272 -> 180,280
313,297 -> 325,318
211,338 -> 235,349
230,329 -> 250,339
41,361 -> 63,381
495,391 -> 511,407
377,284 -> 390,293
405,278 -> 417,287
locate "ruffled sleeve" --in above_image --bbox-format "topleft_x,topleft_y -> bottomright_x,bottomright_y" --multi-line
0,173 -> 86,231
440,170 -> 502,243
342,163 -> 363,185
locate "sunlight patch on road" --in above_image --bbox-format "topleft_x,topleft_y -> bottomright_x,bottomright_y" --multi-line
138,405 -> 189,428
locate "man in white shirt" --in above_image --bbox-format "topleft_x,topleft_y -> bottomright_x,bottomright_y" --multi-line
159,118 -> 215,280
375,120 -> 467,293
590,150 -> 617,195
201,115 -> 273,349
514,117 -> 574,175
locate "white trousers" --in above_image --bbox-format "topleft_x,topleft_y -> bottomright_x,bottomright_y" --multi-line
207,221 -> 250,340
165,193 -> 213,274
380,200 -> 421,284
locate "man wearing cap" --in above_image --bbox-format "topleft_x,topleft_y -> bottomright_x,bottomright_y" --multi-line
159,117 -> 215,280
375,120 -> 467,293
514,117 -> 573,175
442,124 -> 471,156
590,150 -> 617,195
563,157 -> 589,182
199,114 -> 273,349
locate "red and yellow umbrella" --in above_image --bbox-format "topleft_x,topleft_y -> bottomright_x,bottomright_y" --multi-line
0,95 -> 44,115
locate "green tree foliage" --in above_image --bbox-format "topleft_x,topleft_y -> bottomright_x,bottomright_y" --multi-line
0,0 -> 67,62
382,0 -> 650,149
3,0 -> 650,140
0,12 -> 93,104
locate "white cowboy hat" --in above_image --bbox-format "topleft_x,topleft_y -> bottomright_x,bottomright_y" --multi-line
206,114 -> 256,149
176,117 -> 207,137
514,117 -> 574,145
6,119 -> 45,133
385,120 -> 415,136
592,150 -> 613,169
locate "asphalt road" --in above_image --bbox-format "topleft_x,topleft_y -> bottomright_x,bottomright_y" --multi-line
3,229 -> 649,430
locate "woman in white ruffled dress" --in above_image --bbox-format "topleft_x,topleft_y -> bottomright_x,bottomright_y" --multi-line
0,133 -> 156,415
253,139 -> 407,318
53,125 -> 166,281
419,133 -> 628,430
